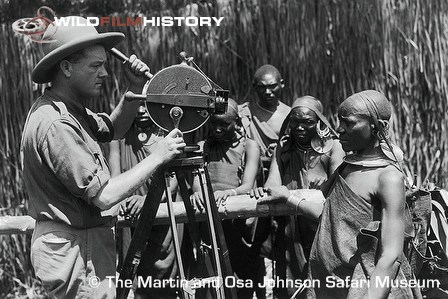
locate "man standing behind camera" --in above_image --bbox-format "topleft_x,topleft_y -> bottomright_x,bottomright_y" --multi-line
20,16 -> 185,298
239,64 -> 291,169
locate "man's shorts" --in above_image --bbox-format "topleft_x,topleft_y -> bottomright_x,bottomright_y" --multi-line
31,220 -> 116,298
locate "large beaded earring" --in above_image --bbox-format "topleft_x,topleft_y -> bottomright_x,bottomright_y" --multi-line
311,120 -> 333,154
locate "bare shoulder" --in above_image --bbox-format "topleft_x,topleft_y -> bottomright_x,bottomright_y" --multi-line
376,165 -> 405,202
330,139 -> 344,156
378,165 -> 404,184
328,139 -> 345,172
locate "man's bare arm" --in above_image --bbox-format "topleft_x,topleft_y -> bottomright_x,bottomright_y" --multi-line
235,139 -> 260,194
92,129 -> 185,210
366,167 -> 406,299
110,55 -> 149,139
264,147 -> 282,187
253,147 -> 323,221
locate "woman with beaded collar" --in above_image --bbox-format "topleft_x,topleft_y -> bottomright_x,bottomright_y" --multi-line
251,96 -> 345,298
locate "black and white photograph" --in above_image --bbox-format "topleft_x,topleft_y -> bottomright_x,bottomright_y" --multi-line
0,0 -> 447,298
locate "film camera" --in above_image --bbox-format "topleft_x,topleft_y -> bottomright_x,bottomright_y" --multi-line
123,52 -> 229,134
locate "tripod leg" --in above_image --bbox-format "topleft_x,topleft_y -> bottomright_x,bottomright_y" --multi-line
197,167 -> 238,299
203,166 -> 238,299
175,171 -> 202,262
176,171 -> 222,298
164,172 -> 192,299
117,171 -> 166,299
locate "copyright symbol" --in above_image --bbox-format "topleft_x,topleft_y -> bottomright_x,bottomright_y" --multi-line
89,275 -> 100,288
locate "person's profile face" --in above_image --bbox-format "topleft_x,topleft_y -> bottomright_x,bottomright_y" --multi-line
289,107 -> 318,145
69,45 -> 108,98
337,102 -> 373,152
254,72 -> 282,107
209,113 -> 237,141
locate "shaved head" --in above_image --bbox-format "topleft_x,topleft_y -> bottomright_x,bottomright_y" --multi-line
339,90 -> 391,121
225,98 -> 239,119
253,64 -> 284,109
337,90 -> 403,160
254,64 -> 281,82
210,98 -> 239,141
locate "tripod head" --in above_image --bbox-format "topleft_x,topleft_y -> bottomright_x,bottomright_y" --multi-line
124,52 -> 229,134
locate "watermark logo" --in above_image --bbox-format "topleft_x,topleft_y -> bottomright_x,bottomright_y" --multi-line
12,6 -> 224,44
13,6 -> 224,36
11,6 -> 56,43
53,16 -> 224,27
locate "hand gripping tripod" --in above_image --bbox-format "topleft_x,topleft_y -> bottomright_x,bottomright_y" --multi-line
114,51 -> 236,299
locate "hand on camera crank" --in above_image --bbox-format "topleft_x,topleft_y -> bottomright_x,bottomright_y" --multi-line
124,54 -> 151,93
151,129 -> 186,164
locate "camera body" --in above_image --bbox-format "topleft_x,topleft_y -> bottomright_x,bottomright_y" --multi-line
126,58 -> 229,134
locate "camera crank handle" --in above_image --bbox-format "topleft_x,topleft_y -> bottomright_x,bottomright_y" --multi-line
124,91 -> 146,101
168,107 -> 197,152
110,48 -> 153,80
169,107 -> 183,131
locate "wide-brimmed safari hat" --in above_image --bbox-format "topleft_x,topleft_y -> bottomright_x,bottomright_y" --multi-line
32,16 -> 124,84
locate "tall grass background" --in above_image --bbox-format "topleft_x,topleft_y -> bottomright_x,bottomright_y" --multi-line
0,0 -> 447,297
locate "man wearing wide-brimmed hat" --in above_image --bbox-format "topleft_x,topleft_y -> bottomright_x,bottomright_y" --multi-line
21,16 -> 185,298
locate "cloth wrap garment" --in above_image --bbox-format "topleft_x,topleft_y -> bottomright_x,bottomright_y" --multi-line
272,96 -> 336,298
306,90 -> 421,298
239,102 -> 282,159
306,164 -> 421,298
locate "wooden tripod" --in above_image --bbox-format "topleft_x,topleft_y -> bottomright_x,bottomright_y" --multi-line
116,153 -> 237,299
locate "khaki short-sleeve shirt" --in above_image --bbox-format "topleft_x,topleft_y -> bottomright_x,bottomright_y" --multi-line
21,89 -> 115,228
